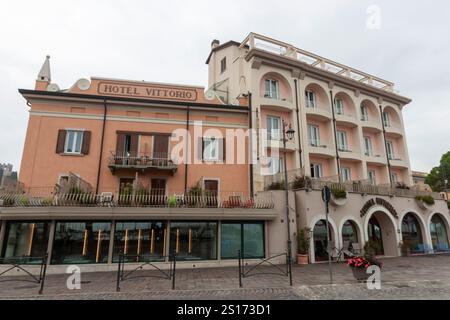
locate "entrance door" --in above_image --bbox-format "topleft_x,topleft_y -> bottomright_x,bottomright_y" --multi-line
150,179 -> 166,205
368,216 -> 384,255
204,179 -> 219,207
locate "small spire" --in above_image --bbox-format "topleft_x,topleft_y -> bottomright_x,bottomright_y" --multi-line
37,55 -> 51,82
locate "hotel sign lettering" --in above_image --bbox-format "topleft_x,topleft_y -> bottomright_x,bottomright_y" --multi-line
360,198 -> 399,219
98,82 -> 198,102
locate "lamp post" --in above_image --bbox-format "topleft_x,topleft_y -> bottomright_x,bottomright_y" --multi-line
282,119 -> 295,285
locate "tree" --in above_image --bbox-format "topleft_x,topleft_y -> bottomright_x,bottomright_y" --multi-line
425,151 -> 450,192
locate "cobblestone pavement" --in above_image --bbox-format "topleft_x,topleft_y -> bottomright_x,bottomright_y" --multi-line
1,255 -> 450,300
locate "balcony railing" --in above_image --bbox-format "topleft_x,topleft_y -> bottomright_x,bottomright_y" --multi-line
108,152 -> 178,173
0,189 -> 274,209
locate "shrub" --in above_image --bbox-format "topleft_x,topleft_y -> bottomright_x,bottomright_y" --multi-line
41,197 -> 54,206
266,181 -> 286,191
168,195 -> 177,207
415,195 -> 435,206
292,176 -> 312,190
17,195 -> 29,206
363,240 -> 381,260
297,227 -> 312,254
331,186 -> 347,199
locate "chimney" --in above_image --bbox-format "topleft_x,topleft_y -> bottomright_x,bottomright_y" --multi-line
211,39 -> 220,49
35,55 -> 51,90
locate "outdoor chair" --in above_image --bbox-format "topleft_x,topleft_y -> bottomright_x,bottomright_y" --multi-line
325,241 -> 345,262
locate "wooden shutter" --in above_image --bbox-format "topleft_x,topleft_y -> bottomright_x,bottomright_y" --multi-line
130,134 -> 139,157
116,134 -> 125,156
219,138 -> 226,163
153,135 -> 169,158
198,137 -> 204,162
56,130 -> 66,154
81,131 -> 91,155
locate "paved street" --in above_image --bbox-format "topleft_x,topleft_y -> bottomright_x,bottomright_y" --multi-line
1,255 -> 450,300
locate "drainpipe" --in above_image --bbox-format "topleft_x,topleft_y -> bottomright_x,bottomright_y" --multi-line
248,92 -> 254,196
379,105 -> 393,185
330,90 -> 341,182
95,99 -> 108,194
294,79 -> 303,169
184,105 -> 190,193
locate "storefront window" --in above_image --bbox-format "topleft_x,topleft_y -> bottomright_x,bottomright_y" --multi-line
342,220 -> 358,247
169,222 -> 217,260
113,221 -> 167,262
52,221 -> 111,264
221,222 -> 265,259
313,220 -> 333,262
1,222 -> 50,263
430,215 -> 449,251
401,213 -> 423,251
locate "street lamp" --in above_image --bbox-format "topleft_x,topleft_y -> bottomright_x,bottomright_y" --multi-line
282,119 -> 294,285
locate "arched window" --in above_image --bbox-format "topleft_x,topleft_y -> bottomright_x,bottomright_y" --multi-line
430,215 -> 449,251
342,220 -> 358,246
401,213 -> 423,252
313,220 -> 333,262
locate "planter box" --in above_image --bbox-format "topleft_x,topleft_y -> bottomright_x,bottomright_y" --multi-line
415,199 -> 432,210
350,267 -> 370,282
330,192 -> 348,206
297,254 -> 309,265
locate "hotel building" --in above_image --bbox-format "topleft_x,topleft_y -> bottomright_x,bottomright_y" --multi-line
0,33 -> 448,270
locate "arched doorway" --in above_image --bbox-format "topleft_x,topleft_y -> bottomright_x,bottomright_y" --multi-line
430,214 -> 449,252
313,220 -> 333,262
342,220 -> 359,250
401,213 -> 423,252
366,211 -> 397,256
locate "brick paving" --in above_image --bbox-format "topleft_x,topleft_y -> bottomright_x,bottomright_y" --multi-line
1,255 -> 450,299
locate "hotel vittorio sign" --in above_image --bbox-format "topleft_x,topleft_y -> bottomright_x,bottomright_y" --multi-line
360,198 -> 399,219
97,81 -> 198,102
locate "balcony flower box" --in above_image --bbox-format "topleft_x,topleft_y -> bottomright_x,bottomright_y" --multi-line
415,195 -> 435,210
329,187 -> 348,206
347,256 -> 383,283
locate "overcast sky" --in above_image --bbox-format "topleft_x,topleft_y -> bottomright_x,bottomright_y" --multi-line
0,0 -> 449,174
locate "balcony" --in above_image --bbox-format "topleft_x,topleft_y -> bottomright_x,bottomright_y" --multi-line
338,145 -> 362,162
388,154 -> 409,168
305,104 -> 332,121
308,140 -> 336,158
108,152 -> 178,174
335,112 -> 358,127
364,151 -> 386,165
264,137 -> 296,152
260,95 -> 293,112
361,119 -> 382,132
0,189 -> 274,211
384,125 -> 404,138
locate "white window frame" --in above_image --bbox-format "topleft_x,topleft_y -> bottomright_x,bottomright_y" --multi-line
337,130 -> 348,151
266,116 -> 281,141
341,167 -> 352,182
360,105 -> 369,121
264,79 -> 279,99
368,170 -> 376,185
203,137 -> 219,161
383,111 -> 390,127
310,163 -> 323,179
265,156 -> 282,175
64,130 -> 84,154
305,90 -> 316,108
390,173 -> 398,183
364,136 -> 373,156
308,124 -> 320,147
335,98 -> 344,115
386,141 -> 394,160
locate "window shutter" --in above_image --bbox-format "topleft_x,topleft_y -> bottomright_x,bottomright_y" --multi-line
81,131 -> 91,155
116,134 -> 125,156
198,137 -> 204,161
219,138 -> 226,163
56,130 -> 66,154
130,134 -> 139,157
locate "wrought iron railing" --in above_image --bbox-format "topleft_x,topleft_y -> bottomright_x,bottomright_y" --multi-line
108,152 -> 177,169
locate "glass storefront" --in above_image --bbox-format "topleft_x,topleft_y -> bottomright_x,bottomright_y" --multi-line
313,220 -> 333,262
368,216 -> 384,255
169,222 -> 217,260
113,221 -> 167,262
401,213 -> 423,251
430,215 -> 449,251
52,221 -> 111,264
342,220 -> 358,247
221,222 -> 265,259
1,222 -> 50,262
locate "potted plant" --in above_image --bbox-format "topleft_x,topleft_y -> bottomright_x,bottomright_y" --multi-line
265,181 -> 286,191
297,227 -> 312,265
415,195 -> 435,210
347,255 -> 383,282
292,176 -> 312,190
329,185 -> 348,206
168,195 -> 177,207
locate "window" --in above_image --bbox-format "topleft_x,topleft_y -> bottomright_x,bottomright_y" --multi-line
221,222 -> 264,259
203,137 -> 219,161
310,163 -> 323,178
64,130 -> 84,154
390,173 -> 398,183
383,111 -> 390,127
337,131 -> 348,151
264,79 -> 279,99
266,116 -> 281,140
308,124 -> 320,146
342,221 -> 358,244
341,167 -> 352,182
368,170 -> 376,185
364,136 -> 373,156
360,104 -> 369,121
169,222 -> 217,260
305,90 -> 316,108
51,221 -> 111,264
266,156 -> 283,175
220,57 -> 226,73
386,141 -> 394,160
335,99 -> 344,115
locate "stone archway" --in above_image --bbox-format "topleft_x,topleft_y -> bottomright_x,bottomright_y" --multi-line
309,216 -> 339,263
401,212 -> 425,253
365,210 -> 399,257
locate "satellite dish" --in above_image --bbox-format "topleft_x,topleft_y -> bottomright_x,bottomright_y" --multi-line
204,89 -> 216,101
76,78 -> 91,91
47,83 -> 60,92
